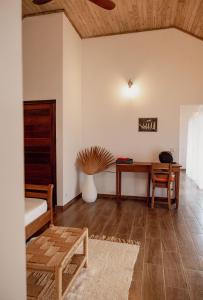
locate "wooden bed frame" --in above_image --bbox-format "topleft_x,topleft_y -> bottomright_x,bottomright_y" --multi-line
25,184 -> 54,240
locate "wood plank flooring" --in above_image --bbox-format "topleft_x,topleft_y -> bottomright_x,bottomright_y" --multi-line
55,173 -> 203,300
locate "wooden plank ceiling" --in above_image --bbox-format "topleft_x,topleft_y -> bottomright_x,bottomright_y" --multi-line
22,0 -> 203,39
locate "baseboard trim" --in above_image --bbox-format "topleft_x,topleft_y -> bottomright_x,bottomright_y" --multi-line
98,194 -> 177,206
98,193 -> 147,201
55,193 -> 82,212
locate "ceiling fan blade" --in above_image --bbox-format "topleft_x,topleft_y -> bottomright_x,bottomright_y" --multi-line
32,0 -> 52,5
88,0 -> 116,10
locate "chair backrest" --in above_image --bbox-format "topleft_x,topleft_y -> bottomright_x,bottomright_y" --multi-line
151,163 -> 172,179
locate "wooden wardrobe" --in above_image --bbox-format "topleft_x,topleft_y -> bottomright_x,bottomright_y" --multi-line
24,100 -> 57,205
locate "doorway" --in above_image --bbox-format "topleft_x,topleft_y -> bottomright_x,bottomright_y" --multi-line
24,100 -> 57,205
179,104 -> 203,189
179,105 -> 200,169
186,106 -> 203,189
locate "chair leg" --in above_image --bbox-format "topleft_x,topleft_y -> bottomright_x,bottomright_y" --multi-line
167,186 -> 172,210
172,182 -> 178,209
151,186 -> 155,209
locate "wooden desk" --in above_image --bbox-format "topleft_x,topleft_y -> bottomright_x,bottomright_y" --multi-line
116,162 -> 181,208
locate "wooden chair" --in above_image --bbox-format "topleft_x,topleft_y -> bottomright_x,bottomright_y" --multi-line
151,163 -> 175,209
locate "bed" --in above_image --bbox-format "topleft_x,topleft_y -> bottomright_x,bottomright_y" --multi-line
25,184 -> 54,240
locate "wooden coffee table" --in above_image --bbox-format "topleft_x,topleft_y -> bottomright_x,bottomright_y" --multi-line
26,225 -> 88,300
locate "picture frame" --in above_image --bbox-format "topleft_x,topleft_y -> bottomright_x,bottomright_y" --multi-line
138,118 -> 158,132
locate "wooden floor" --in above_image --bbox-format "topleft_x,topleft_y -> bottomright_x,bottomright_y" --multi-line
55,173 -> 203,300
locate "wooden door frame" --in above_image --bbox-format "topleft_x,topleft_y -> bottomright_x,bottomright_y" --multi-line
23,99 -> 57,206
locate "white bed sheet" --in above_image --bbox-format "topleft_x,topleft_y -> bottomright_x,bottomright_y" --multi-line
25,197 -> 48,226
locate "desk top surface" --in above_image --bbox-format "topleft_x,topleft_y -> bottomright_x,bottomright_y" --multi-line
116,162 -> 182,168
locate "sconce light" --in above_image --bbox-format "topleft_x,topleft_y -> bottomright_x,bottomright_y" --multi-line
122,79 -> 140,99
128,79 -> 133,88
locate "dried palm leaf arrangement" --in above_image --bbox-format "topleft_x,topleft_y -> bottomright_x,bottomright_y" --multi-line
77,146 -> 114,175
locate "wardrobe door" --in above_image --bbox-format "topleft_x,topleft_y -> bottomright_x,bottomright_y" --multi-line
24,100 -> 56,205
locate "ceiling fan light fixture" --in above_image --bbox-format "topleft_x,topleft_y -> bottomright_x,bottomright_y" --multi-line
32,0 -> 116,10
89,0 -> 116,10
32,0 -> 53,5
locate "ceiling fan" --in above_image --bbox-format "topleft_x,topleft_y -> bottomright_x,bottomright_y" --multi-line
32,0 -> 116,10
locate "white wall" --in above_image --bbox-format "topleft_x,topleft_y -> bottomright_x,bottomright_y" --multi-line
62,14 -> 82,204
23,19 -> 203,199
23,13 -> 63,204
23,13 -> 82,205
0,1 -> 26,299
82,29 -> 203,196
179,105 -> 200,169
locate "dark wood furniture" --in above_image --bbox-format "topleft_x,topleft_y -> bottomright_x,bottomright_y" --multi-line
24,100 -> 57,205
116,162 -> 181,208
26,225 -> 88,300
25,184 -> 54,240
151,163 -> 175,209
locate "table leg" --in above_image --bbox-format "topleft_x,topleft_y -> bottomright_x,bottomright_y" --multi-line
84,230 -> 88,268
147,172 -> 151,206
175,170 -> 180,209
55,266 -> 62,300
116,170 -> 121,201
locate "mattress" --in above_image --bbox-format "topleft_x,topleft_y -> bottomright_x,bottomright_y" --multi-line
25,197 -> 48,226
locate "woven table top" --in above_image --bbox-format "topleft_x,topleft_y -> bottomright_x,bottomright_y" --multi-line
26,225 -> 87,271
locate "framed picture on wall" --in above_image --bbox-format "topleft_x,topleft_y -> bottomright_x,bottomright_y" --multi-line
138,118 -> 158,132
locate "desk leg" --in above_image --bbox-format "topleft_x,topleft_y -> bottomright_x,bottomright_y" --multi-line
175,171 -> 180,209
116,170 -> 121,202
147,172 -> 151,206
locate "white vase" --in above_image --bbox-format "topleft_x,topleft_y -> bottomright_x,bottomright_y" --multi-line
82,174 -> 97,203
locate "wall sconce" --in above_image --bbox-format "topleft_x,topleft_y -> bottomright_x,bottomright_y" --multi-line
128,79 -> 133,88
122,79 -> 140,99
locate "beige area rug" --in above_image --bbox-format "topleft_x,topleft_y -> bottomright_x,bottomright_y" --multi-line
66,238 -> 140,300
